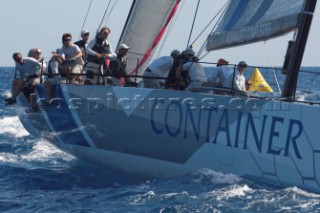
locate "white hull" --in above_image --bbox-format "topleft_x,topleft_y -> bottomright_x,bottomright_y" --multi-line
17,84 -> 320,191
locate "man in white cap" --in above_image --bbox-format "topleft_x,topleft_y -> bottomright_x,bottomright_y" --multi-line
143,50 -> 181,89
226,61 -> 248,92
109,43 -> 130,86
74,30 -> 90,61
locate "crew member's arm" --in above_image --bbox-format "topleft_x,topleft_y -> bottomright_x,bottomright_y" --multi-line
208,67 -> 220,83
86,38 -> 103,58
73,45 -> 83,60
105,42 -> 117,60
51,51 -> 65,62
26,58 -> 42,75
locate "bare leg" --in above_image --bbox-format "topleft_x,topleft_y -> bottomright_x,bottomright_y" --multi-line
11,79 -> 18,96
11,79 -> 25,99
44,80 -> 53,102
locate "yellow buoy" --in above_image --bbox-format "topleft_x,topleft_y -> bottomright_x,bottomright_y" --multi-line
248,68 -> 273,92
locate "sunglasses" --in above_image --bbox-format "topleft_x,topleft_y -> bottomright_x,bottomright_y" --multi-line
36,52 -> 42,54
14,57 -> 22,62
63,39 -> 72,42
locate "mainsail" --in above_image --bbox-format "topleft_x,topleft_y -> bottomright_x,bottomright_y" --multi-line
207,0 -> 305,51
117,0 -> 181,77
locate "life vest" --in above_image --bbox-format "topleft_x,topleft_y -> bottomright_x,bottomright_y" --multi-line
109,54 -> 128,79
87,36 -> 111,64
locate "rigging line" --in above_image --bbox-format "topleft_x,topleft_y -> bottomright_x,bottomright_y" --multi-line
197,10 -> 222,58
197,10 -> 225,58
187,0 -> 201,48
103,0 -> 120,26
97,0 -> 112,33
191,0 -> 231,49
156,0 -> 187,58
263,41 -> 282,94
197,0 -> 231,58
79,0 -> 93,40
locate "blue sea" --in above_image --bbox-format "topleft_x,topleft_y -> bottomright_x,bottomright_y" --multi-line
1,67 -> 320,212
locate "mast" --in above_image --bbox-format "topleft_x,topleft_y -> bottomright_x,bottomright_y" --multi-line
281,0 -> 317,100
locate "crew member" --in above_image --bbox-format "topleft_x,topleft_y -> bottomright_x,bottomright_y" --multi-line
85,27 -> 116,85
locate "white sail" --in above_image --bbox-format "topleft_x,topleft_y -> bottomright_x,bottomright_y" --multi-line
117,0 -> 180,77
207,0 -> 305,51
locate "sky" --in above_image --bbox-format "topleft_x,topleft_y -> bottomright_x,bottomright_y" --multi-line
0,0 -> 319,68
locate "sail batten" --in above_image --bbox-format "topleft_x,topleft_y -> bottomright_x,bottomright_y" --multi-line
207,0 -> 305,51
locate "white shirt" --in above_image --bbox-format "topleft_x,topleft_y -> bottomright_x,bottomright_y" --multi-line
59,44 -> 84,65
182,62 -> 207,82
15,57 -> 41,78
86,38 -> 116,60
148,56 -> 173,78
39,59 -> 47,69
209,65 -> 234,87
227,70 -> 246,91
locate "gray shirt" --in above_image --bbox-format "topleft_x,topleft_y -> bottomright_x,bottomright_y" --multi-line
15,57 -> 41,79
182,62 -> 207,82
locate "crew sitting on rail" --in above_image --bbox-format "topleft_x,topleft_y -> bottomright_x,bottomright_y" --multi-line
5,52 -> 42,106
52,33 -> 84,84
43,48 -> 64,107
28,48 -> 47,79
27,48 -> 47,110
84,27 -> 116,85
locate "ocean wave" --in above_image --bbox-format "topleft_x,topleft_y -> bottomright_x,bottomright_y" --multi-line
0,116 -> 29,138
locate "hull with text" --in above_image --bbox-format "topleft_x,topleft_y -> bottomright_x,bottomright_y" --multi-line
15,84 -> 320,190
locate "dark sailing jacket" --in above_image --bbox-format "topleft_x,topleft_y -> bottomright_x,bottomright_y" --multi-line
87,36 -> 111,64
109,54 -> 128,79
74,40 -> 87,62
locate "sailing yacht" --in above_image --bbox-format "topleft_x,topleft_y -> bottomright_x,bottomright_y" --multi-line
15,0 -> 320,192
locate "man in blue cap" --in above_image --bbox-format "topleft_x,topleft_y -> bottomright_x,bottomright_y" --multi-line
227,61 -> 248,92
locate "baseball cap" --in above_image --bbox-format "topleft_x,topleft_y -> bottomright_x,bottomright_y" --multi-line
184,48 -> 195,56
81,30 -> 90,36
238,61 -> 248,67
170,49 -> 180,57
119,43 -> 130,50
